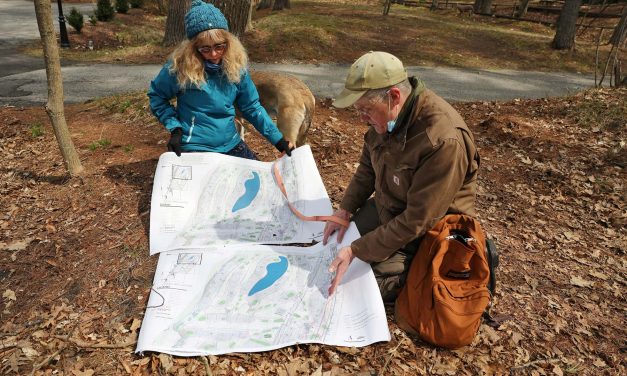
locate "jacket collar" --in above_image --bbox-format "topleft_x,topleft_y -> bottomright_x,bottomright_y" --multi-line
371,77 -> 425,150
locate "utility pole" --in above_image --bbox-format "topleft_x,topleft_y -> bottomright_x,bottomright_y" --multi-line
56,0 -> 70,48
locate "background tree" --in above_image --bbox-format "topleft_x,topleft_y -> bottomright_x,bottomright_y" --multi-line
33,0 -> 84,176
552,0 -> 583,50
272,0 -> 290,11
96,0 -> 115,21
473,0 -> 493,15
609,5 -> 627,46
430,0 -> 439,11
67,8 -> 84,33
257,0 -> 274,10
383,0 -> 392,16
162,0 -> 191,47
515,0 -> 531,18
210,0 -> 252,37
115,0 -> 129,14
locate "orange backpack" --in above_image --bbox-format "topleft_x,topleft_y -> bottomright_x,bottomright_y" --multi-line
395,214 -> 491,348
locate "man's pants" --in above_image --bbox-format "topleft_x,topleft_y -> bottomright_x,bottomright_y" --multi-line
352,198 -> 420,303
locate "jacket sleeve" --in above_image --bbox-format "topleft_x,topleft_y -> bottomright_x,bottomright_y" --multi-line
351,138 -> 469,262
235,70 -> 283,145
147,64 -> 183,132
340,142 -> 375,214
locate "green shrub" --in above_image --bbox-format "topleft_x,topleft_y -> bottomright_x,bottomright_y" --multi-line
88,139 -> 112,151
95,0 -> 115,21
115,0 -> 129,14
30,122 -> 44,138
89,15 -> 98,25
129,0 -> 144,8
67,8 -> 84,33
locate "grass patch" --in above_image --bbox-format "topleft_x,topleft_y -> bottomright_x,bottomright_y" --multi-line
22,1 -> 610,73
565,89 -> 627,129
88,139 -> 112,151
30,122 -> 44,138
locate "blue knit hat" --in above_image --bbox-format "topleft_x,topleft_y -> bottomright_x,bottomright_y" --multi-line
185,0 -> 229,39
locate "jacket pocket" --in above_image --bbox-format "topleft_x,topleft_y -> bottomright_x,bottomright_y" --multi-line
386,164 -> 414,202
427,280 -> 490,348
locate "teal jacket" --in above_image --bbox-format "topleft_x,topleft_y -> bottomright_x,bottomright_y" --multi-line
148,63 -> 283,152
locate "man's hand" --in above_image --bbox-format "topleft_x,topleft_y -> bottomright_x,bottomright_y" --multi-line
275,138 -> 295,156
167,128 -> 183,157
323,209 -> 350,245
328,246 -> 355,296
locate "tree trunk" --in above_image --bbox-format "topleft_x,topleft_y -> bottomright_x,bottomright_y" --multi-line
551,0 -> 583,50
162,0 -> 191,47
246,0 -> 255,32
474,0 -> 492,15
430,0 -> 439,11
33,0 -> 83,176
272,0 -> 290,11
210,0 -> 252,38
609,5 -> 627,46
516,0 -> 531,18
383,0 -> 392,16
257,0 -> 273,10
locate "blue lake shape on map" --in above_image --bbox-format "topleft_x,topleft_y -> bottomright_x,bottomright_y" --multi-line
248,256 -> 288,296
232,171 -> 260,212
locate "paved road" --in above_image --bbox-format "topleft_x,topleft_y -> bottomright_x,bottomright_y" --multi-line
0,62 -> 595,106
0,0 -> 595,106
0,0 -> 95,77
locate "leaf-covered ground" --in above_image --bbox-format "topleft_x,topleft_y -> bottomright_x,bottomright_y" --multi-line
0,88 -> 625,375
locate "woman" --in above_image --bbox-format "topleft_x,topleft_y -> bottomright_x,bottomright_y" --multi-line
148,0 -> 293,160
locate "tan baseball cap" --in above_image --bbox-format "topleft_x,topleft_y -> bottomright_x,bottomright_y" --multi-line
333,51 -> 408,108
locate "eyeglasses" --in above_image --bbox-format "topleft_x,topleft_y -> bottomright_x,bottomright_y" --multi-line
197,43 -> 227,54
353,91 -> 388,116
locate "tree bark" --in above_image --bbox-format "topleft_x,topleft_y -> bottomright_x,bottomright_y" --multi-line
162,0 -> 191,47
33,0 -> 83,176
383,0 -> 392,16
246,0 -> 255,32
430,0 -> 439,11
551,0 -> 583,50
474,0 -> 492,15
257,0 -> 273,10
609,5 -> 627,46
211,0 -> 252,38
516,0 -> 531,18
272,0 -> 290,11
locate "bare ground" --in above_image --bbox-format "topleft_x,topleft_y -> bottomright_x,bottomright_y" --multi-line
0,88 -> 625,375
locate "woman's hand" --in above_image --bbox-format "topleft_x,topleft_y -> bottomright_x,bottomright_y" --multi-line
168,128 -> 183,156
275,138 -> 295,156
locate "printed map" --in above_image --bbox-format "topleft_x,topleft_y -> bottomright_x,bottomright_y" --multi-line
136,226 -> 390,356
149,146 -> 329,255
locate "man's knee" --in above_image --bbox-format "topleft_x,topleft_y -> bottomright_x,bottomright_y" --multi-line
372,251 -> 413,303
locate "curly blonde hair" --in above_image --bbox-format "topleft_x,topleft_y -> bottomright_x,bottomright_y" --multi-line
169,29 -> 248,89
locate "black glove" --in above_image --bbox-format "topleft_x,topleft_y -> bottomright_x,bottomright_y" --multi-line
274,138 -> 294,156
168,128 -> 183,157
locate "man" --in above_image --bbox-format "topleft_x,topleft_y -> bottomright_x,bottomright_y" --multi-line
324,51 -> 480,303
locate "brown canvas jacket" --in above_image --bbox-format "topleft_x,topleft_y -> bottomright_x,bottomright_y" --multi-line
340,77 -> 480,262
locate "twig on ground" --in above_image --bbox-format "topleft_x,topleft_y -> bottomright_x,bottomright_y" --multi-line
53,334 -> 137,349
380,341 -> 403,375
29,344 -> 67,376
200,356 -> 213,376
510,358 -> 560,371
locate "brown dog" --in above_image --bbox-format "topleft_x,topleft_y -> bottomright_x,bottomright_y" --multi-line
236,71 -> 315,147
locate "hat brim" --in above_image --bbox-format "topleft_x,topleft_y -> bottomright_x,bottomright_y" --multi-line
333,88 -> 367,109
